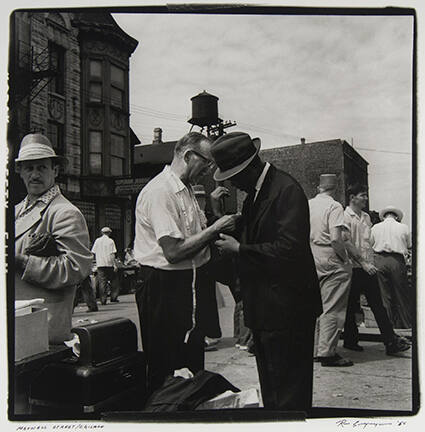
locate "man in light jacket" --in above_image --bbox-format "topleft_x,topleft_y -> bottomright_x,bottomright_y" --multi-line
14,133 -> 92,344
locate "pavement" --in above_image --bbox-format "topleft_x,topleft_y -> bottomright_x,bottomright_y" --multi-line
72,284 -> 413,412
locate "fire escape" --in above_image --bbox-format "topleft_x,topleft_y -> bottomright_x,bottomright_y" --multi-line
13,40 -> 58,104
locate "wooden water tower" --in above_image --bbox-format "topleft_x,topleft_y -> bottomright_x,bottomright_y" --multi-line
188,90 -> 236,137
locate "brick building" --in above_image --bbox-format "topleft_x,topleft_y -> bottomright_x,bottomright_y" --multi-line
8,11 -> 139,252
260,138 -> 369,206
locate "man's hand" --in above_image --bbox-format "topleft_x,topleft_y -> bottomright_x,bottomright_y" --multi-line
361,261 -> 378,276
15,253 -> 29,273
215,233 -> 240,255
213,213 -> 241,234
210,186 -> 230,217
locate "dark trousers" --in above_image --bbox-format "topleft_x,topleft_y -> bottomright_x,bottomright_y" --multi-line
80,276 -> 98,311
135,265 -> 207,395
344,267 -> 396,345
234,300 -> 254,349
97,267 -> 120,304
252,318 -> 315,411
374,252 -> 412,329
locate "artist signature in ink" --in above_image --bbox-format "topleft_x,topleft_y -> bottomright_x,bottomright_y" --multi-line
336,419 -> 407,429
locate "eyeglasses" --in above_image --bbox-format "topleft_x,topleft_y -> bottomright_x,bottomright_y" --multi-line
191,150 -> 215,169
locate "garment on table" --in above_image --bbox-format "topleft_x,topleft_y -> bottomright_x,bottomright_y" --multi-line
237,164 -> 321,411
15,188 -> 92,344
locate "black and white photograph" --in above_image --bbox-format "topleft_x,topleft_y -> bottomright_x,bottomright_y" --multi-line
1,1 -> 423,430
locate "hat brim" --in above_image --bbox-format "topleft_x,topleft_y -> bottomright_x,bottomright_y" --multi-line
15,155 -> 68,168
213,137 -> 261,182
379,206 -> 403,221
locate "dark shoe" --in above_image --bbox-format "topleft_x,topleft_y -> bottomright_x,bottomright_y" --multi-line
386,337 -> 411,356
86,307 -> 98,312
343,342 -> 364,352
320,353 -> 354,367
110,299 -> 120,303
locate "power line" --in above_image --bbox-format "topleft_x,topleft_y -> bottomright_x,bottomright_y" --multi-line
355,147 -> 411,155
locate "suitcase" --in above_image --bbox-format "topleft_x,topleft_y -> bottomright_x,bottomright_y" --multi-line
29,318 -> 146,416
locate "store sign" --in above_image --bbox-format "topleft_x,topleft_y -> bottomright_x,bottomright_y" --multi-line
114,178 -> 149,195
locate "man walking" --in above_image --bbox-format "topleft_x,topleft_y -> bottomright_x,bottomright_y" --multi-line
213,131 -> 322,411
309,174 -> 353,367
134,132 -> 239,395
343,184 -> 410,355
371,206 -> 412,329
14,133 -> 92,344
91,227 -> 120,304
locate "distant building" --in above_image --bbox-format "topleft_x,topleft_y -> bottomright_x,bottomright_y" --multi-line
260,138 -> 369,207
8,11 -> 139,251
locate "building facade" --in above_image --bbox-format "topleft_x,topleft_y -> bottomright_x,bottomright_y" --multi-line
8,11 -> 139,252
260,138 -> 369,207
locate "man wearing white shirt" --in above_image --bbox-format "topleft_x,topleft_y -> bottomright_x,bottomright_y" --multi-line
134,132 -> 239,395
371,206 -> 412,328
91,227 -> 119,304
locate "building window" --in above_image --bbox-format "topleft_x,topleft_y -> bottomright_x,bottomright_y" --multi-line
111,87 -> 124,109
49,43 -> 65,94
89,131 -> 102,175
110,64 -> 125,109
111,133 -> 126,176
47,121 -> 64,155
90,59 -> 102,79
89,82 -> 102,103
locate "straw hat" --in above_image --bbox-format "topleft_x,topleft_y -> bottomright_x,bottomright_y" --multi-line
379,206 -> 403,222
15,133 -> 67,166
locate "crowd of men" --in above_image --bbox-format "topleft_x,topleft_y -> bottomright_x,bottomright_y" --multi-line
14,131 -> 413,413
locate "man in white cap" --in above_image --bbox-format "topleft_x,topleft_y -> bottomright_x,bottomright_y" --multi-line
14,133 -> 92,344
212,131 -> 322,412
371,206 -> 412,328
91,227 -> 120,304
309,174 -> 353,367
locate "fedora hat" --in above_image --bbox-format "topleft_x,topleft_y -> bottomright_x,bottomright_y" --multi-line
15,133 -> 67,166
211,132 -> 261,181
379,206 -> 403,222
101,227 -> 112,234
319,174 -> 337,188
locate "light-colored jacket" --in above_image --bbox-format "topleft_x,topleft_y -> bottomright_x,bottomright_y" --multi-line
15,192 -> 93,344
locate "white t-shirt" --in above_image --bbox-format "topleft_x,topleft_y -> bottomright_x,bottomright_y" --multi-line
134,165 -> 210,270
91,234 -> 117,267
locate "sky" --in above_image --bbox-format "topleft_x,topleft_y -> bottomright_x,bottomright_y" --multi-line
112,12 -> 414,228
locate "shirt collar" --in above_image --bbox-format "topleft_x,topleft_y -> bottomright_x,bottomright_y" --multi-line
255,162 -> 271,195
22,184 -> 60,210
164,165 -> 188,194
345,205 -> 367,220
18,184 -> 61,219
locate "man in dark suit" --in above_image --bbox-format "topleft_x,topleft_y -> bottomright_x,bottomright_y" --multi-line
213,132 -> 322,411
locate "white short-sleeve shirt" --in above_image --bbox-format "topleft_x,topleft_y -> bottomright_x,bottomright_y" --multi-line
91,234 -> 117,267
134,165 -> 210,270
309,193 -> 346,246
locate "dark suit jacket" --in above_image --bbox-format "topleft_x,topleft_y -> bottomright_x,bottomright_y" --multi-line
238,165 -> 322,331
